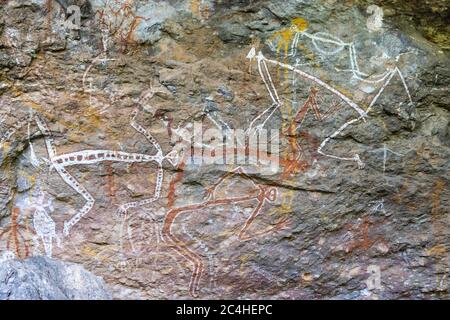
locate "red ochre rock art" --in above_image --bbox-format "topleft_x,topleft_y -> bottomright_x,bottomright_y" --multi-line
0,1 -> 447,300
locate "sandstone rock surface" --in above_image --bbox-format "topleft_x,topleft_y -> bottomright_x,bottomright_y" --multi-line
0,0 -> 448,299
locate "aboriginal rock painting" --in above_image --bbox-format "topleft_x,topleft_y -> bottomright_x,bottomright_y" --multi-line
163,167 -> 279,296
0,207 -> 35,259
248,18 -> 413,170
1,0 -> 447,299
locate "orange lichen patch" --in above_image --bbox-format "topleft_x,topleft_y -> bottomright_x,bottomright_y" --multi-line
270,17 -> 309,49
155,38 -> 198,63
269,29 -> 293,56
81,245 -> 110,263
426,245 -> 447,256
10,85 -> 106,141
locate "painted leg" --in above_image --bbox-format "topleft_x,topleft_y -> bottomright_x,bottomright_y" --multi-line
130,109 -> 163,156
164,230 -> 204,297
162,208 -> 205,297
317,117 -> 365,169
42,235 -> 53,257
116,166 -> 164,216
35,116 -> 57,159
53,166 -> 95,236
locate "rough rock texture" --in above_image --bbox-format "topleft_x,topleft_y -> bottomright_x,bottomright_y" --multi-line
0,0 -> 448,299
0,256 -> 112,299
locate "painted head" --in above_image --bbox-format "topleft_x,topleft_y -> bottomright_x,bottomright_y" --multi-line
291,17 -> 308,32
264,187 -> 278,203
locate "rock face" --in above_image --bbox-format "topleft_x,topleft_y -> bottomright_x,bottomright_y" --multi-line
0,0 -> 448,299
0,256 -> 112,299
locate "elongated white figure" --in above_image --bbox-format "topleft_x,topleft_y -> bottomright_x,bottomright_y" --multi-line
268,23 -> 400,85
249,49 -> 413,169
33,207 -> 57,257
29,91 -> 178,237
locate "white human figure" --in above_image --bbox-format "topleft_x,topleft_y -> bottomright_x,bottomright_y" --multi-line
31,190 -> 59,257
33,207 -> 57,257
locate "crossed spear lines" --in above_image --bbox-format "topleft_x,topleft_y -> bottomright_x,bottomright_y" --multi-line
1,93 -> 178,239
247,48 -> 413,169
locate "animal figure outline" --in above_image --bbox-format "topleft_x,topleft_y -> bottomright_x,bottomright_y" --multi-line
162,167 -> 282,297
247,40 -> 413,168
